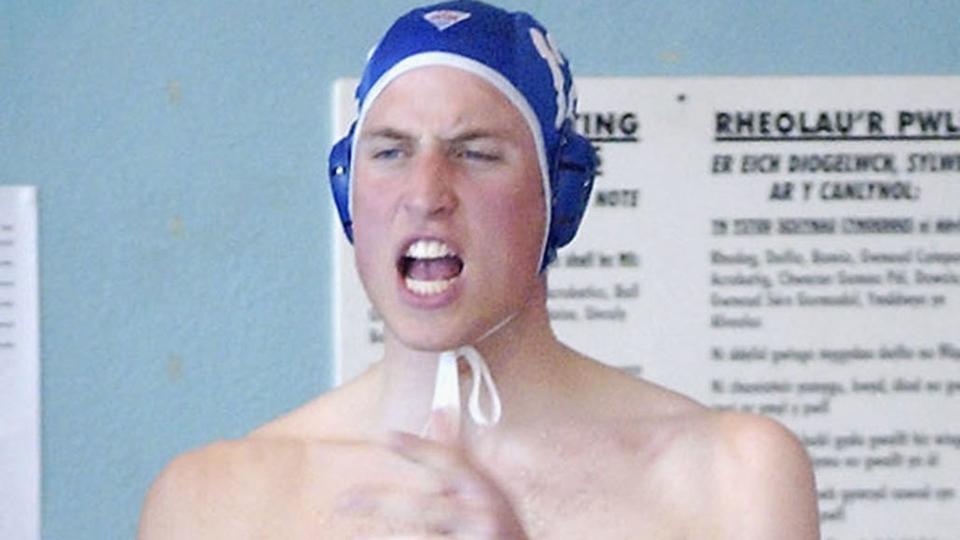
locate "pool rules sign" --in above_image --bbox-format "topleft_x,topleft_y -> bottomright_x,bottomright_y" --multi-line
333,77 -> 960,538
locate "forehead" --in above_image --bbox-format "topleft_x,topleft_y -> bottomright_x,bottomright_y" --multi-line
360,66 -> 531,136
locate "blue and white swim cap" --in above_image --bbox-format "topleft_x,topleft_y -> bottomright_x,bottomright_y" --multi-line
330,0 -> 595,269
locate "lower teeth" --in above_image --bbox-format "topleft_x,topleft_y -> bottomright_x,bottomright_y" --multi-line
405,277 -> 455,296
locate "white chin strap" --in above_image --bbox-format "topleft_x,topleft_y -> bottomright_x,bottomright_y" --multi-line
427,346 -> 502,430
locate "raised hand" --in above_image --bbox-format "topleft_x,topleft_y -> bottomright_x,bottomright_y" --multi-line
337,409 -> 528,539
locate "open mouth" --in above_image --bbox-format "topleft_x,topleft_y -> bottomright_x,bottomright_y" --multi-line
398,239 -> 465,296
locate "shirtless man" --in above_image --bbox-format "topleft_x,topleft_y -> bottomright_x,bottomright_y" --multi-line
139,2 -> 820,538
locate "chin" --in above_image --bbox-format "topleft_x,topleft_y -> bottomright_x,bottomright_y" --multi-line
389,324 -> 469,353
386,315 -> 496,353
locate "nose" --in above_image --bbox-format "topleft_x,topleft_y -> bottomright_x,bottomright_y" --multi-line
403,147 -> 458,218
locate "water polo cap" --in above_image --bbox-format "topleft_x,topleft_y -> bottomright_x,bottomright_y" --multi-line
329,0 -> 596,271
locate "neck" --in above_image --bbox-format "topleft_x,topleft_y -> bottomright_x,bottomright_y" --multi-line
371,294 -> 565,441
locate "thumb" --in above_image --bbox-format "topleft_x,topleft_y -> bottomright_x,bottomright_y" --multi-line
422,406 -> 461,445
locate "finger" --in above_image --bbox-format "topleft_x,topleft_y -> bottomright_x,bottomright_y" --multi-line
359,536 -> 446,540
422,407 -> 461,444
337,485 -> 463,534
387,430 -> 472,481
387,429 -> 502,505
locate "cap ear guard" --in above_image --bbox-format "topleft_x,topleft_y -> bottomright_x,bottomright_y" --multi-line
329,123 -> 355,242
543,124 -> 596,268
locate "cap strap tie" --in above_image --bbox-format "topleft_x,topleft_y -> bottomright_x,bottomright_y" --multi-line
429,346 -> 502,428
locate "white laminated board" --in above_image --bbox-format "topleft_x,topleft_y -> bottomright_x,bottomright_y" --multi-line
332,77 -> 960,537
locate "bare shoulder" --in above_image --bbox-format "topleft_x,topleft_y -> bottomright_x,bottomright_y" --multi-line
138,376 -> 387,539
570,360 -> 819,538
612,373 -> 820,539
711,411 -> 811,462
705,411 -> 816,490
681,411 -> 821,539
137,437 -> 309,539
138,440 -> 243,538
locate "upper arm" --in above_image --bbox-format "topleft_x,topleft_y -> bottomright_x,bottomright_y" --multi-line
703,413 -> 821,540
138,453 -> 204,540
137,441 -> 257,540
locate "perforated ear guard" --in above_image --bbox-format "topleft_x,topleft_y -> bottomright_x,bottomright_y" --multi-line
542,125 -> 596,268
329,124 -> 355,242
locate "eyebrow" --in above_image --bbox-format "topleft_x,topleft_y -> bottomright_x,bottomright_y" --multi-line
361,127 -> 413,142
360,127 -> 511,144
448,129 -> 510,143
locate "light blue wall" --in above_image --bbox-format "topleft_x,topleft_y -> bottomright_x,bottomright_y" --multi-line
1,1 -> 957,538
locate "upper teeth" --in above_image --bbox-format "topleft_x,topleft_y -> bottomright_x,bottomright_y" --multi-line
406,239 -> 455,259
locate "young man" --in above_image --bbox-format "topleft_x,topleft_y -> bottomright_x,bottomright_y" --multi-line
139,2 -> 820,538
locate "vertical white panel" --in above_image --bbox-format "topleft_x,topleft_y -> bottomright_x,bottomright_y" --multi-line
0,186 -> 40,540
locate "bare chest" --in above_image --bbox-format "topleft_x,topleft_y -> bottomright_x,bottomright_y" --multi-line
490,453 -> 688,539
245,441 -> 692,539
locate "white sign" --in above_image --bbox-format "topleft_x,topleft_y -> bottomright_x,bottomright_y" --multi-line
332,77 -> 960,537
0,186 -> 40,540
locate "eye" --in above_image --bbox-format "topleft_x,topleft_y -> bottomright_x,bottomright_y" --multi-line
454,143 -> 502,163
463,149 -> 500,162
371,147 -> 405,160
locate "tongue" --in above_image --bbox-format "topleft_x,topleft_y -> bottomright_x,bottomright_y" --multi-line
406,256 -> 462,280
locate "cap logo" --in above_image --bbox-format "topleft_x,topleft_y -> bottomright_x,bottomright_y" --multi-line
423,9 -> 471,31
529,28 -> 570,129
